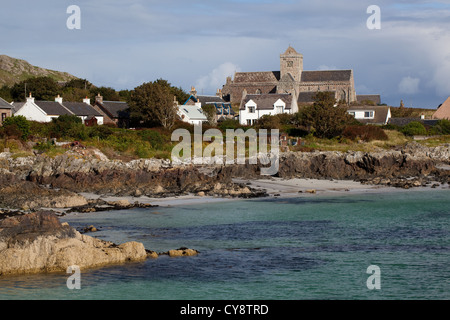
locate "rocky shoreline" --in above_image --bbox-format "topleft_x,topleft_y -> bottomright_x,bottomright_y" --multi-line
0,141 -> 449,276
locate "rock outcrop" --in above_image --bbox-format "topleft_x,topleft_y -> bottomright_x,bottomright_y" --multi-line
0,211 -> 148,275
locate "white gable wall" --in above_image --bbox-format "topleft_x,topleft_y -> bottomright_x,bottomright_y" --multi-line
239,98 -> 294,125
14,101 -> 50,122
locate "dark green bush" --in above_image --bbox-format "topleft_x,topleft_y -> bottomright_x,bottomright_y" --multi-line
2,115 -> 31,140
401,121 -> 427,136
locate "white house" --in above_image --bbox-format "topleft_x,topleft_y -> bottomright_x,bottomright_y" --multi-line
13,94 -> 103,124
177,103 -> 208,125
239,93 -> 298,126
347,105 -> 391,125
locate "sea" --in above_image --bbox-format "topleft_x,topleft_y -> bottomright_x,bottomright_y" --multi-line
0,188 -> 449,301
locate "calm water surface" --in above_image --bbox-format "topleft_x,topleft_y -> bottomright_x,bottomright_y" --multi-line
0,189 -> 449,300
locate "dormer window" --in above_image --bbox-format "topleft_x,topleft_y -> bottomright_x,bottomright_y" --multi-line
275,105 -> 283,113
248,106 -> 255,113
364,111 -> 374,118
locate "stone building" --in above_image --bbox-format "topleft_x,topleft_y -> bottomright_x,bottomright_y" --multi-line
222,46 -> 357,105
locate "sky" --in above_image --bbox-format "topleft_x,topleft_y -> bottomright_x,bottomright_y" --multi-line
1,0 -> 450,109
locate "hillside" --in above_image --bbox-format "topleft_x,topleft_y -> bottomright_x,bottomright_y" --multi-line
0,54 -> 78,87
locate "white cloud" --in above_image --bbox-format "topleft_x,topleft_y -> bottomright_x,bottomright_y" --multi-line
195,62 -> 241,95
398,76 -> 420,95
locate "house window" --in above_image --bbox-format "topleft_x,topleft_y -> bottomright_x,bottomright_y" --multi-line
275,105 -> 283,114
1,113 -> 6,123
364,111 -> 374,118
248,106 -> 255,113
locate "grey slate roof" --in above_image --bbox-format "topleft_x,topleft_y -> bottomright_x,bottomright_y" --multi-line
356,95 -> 381,105
0,97 -> 12,108
34,101 -> 72,116
62,102 -> 102,117
234,71 -> 280,83
99,101 -> 130,118
240,93 -> 293,110
301,70 -> 352,82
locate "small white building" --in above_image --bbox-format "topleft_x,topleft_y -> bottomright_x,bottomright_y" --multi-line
239,93 -> 298,126
177,103 -> 208,125
13,94 -> 103,124
347,105 -> 391,125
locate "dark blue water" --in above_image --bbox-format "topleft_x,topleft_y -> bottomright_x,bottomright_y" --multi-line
0,189 -> 449,300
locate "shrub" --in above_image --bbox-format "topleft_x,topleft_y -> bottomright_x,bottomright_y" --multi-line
88,125 -> 114,140
49,115 -> 87,140
342,125 -> 388,142
433,119 -> 450,135
401,121 -> 427,136
138,129 -> 170,150
2,116 -> 31,140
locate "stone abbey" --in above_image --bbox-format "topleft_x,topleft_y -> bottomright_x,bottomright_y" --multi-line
221,46 -> 357,105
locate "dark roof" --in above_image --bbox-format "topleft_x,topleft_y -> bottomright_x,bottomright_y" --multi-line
34,101 -> 73,116
240,93 -> 293,110
62,102 -> 102,117
388,118 -> 439,127
356,95 -> 381,105
347,105 -> 390,124
0,97 -> 12,108
196,95 -> 229,105
233,71 -> 280,83
98,101 -> 130,118
11,102 -> 25,114
297,91 -> 336,104
301,70 -> 352,82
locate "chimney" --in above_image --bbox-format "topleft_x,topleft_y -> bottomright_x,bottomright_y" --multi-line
173,95 -> 178,106
190,86 -> 197,98
216,88 -> 222,97
55,94 -> 63,104
26,92 -> 35,104
83,96 -> 91,105
95,93 -> 103,105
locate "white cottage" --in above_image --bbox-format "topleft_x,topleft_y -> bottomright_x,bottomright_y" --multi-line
239,93 -> 298,126
347,105 -> 391,125
13,94 -> 103,124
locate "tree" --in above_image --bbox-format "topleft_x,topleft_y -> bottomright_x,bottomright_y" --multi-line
128,80 -> 177,129
296,92 -> 356,139
49,114 -> 87,140
11,76 -> 60,101
202,104 -> 217,125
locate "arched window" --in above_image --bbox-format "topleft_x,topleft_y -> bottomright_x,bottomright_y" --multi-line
256,89 -> 262,94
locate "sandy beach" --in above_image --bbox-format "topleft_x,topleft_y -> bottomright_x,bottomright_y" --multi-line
77,177 -> 423,208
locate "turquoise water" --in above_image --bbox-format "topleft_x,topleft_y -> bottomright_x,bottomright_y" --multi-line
0,189 -> 449,300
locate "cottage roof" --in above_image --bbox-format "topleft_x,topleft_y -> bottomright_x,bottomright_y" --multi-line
0,97 -> 12,108
34,101 -> 72,116
240,93 -> 293,110
356,94 -> 381,105
98,101 -> 130,118
301,70 -> 352,82
196,95 -> 229,105
233,71 -> 280,83
347,105 -> 390,124
178,105 -> 207,120
433,96 -> 450,120
62,102 -> 102,117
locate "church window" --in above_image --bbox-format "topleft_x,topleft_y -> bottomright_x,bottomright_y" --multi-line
286,61 -> 293,67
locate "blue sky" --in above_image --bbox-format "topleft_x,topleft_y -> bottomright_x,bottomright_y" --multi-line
1,0 -> 450,108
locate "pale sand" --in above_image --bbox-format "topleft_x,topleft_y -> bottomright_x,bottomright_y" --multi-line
78,178 -> 400,208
